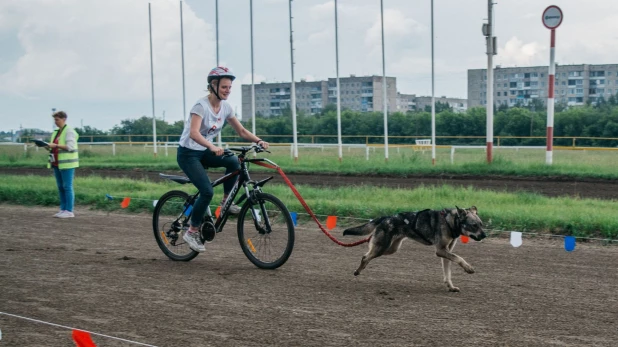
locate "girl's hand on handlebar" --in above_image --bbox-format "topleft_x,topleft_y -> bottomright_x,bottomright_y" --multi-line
209,146 -> 225,156
257,140 -> 269,149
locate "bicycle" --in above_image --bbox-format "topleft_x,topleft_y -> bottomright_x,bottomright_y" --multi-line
152,144 -> 295,269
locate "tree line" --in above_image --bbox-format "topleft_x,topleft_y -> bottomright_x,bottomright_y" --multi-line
55,98 -> 618,147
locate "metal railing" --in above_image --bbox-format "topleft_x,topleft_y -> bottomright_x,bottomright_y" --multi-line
11,134 -> 618,148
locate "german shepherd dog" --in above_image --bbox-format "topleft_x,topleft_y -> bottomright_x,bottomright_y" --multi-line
343,207 -> 486,292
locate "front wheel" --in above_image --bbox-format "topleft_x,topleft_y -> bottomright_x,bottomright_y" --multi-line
153,190 -> 199,261
237,192 -> 295,269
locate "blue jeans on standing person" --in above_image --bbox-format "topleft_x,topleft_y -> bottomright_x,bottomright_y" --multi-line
53,167 -> 75,212
177,146 -> 240,228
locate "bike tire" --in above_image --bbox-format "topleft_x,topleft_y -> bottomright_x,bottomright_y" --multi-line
153,190 -> 199,261
237,192 -> 295,269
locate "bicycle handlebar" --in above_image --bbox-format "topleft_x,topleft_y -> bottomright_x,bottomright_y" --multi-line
228,144 -> 270,157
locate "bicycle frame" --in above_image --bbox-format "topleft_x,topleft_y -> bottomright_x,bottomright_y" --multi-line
183,151 -> 278,234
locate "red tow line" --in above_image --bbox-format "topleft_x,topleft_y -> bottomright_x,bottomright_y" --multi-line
253,161 -> 370,247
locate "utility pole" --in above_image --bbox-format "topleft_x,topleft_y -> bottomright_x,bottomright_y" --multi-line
482,0 -> 497,163
289,0 -> 298,161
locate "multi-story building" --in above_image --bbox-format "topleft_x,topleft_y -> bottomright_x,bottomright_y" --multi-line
396,93 -> 416,112
241,80 -> 328,118
241,75 -> 397,117
468,64 -> 618,108
396,93 -> 467,113
326,75 -> 397,114
415,96 -> 467,113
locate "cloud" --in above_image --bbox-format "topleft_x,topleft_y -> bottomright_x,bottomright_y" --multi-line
240,73 -> 266,85
309,1 -> 334,21
301,74 -> 316,82
0,0 -> 215,102
308,29 -> 333,43
495,36 -> 546,66
365,8 -> 426,47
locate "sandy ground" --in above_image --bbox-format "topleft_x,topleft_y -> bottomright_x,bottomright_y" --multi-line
1,204 -> 617,346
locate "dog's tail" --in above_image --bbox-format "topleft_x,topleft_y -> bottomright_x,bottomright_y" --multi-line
342,217 -> 386,236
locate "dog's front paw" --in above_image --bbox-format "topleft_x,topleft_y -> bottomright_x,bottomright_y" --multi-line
354,270 -> 360,276
448,286 -> 460,292
463,265 -> 475,274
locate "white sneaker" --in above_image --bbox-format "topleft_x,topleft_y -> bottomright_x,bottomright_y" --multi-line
53,210 -> 66,217
57,211 -> 75,219
223,203 -> 241,215
183,231 -> 205,252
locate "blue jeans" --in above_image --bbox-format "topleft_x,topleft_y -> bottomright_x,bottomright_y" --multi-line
177,146 -> 240,227
53,167 -> 75,212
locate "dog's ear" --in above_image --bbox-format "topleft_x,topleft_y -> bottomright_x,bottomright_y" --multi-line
455,206 -> 466,217
469,206 -> 478,214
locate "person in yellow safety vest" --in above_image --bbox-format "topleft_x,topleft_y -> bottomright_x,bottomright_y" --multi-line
46,111 -> 79,218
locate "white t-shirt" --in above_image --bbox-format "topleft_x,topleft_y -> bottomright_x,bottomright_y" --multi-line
178,98 -> 235,150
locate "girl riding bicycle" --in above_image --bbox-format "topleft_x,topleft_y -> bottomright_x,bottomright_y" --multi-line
177,66 -> 269,253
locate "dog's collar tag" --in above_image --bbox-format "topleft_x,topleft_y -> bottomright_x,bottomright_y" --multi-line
404,219 -> 409,224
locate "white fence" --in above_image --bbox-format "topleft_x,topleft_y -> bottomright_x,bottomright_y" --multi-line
450,146 -> 546,164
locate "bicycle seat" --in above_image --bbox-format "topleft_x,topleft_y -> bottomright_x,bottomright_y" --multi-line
159,173 -> 191,184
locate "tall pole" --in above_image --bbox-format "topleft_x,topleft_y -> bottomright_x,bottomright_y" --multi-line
215,0 -> 219,65
430,0 -> 436,166
486,0 -> 494,163
51,108 -> 56,131
546,29 -> 556,165
380,0 -> 389,162
180,1 -> 187,124
289,0 -> 298,161
542,5 -> 563,165
148,3 -> 157,158
215,0 -> 222,147
250,0 -> 256,135
335,0 -> 342,162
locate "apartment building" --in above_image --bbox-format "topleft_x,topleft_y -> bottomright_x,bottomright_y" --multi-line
415,96 -> 467,113
396,93 -> 416,112
241,80 -> 328,118
396,93 -> 467,113
241,75 -> 397,117
468,64 -> 618,108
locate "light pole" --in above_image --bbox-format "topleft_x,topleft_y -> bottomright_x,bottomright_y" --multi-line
482,0 -> 497,163
380,0 -> 388,162
51,108 -> 56,130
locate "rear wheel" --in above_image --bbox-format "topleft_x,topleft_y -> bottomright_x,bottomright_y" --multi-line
237,192 -> 295,269
153,190 -> 199,261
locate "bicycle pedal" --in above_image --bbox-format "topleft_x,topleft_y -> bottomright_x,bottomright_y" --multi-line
201,221 -> 216,243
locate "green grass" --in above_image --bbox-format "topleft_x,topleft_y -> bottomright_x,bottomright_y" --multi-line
2,143 -> 618,179
1,174 -> 616,239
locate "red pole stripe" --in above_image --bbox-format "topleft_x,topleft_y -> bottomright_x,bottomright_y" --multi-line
548,75 -> 555,98
550,29 -> 556,48
547,127 -> 554,151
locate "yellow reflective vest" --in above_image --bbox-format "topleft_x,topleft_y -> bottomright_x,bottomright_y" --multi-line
47,126 -> 79,169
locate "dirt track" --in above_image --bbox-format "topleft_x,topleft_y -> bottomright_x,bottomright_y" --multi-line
1,205 -> 617,346
2,167 -> 618,200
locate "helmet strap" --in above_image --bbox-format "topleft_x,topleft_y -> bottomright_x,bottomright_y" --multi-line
210,80 -> 222,100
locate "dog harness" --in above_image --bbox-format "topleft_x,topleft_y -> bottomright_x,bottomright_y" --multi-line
441,209 -> 462,239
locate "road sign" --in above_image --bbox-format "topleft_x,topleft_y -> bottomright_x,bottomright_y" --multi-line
542,5 -> 563,29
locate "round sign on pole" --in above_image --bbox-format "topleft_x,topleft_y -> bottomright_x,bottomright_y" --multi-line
542,5 -> 563,29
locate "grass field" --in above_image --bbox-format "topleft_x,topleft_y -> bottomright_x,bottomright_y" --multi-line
1,174 -> 616,239
2,143 -> 618,179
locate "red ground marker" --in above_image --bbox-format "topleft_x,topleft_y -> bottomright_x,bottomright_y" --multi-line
326,216 -> 337,230
120,197 -> 131,209
72,330 -> 97,347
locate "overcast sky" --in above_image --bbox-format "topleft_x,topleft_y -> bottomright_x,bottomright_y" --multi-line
1,0 -> 617,132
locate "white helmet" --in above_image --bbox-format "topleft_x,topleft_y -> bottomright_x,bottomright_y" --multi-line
208,66 -> 236,83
